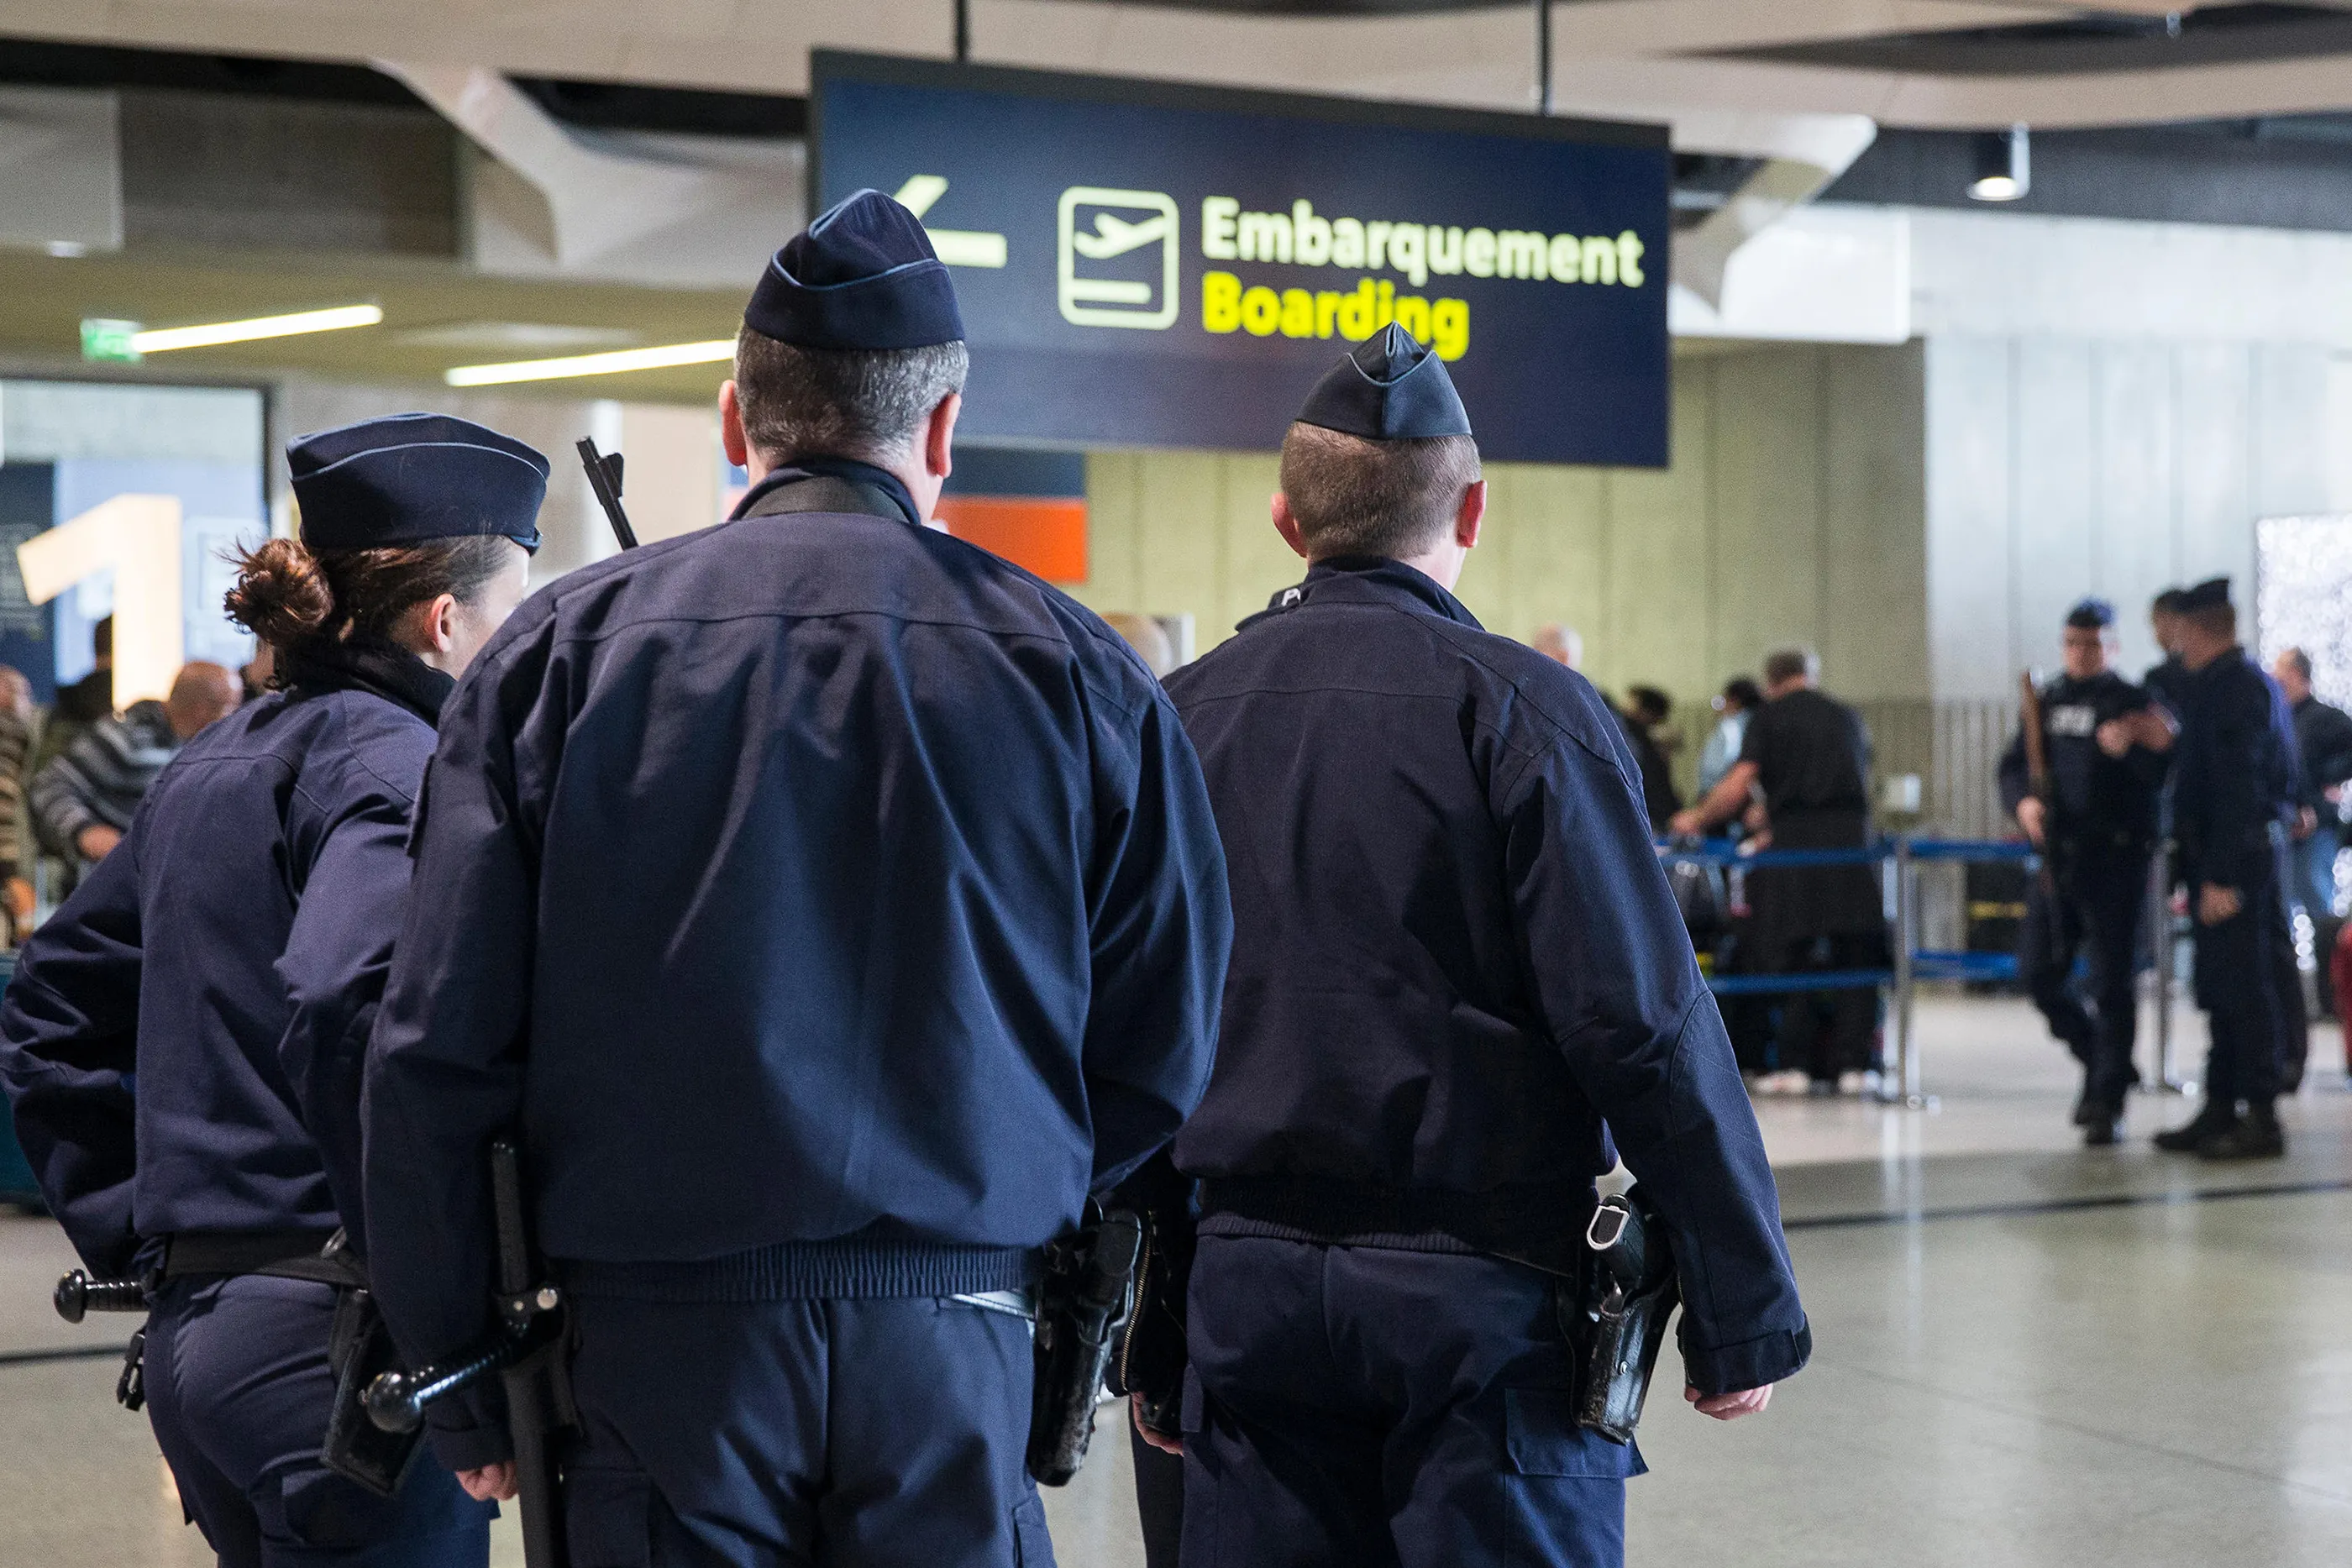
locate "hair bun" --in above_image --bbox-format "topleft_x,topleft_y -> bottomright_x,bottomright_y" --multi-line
224,538 -> 333,647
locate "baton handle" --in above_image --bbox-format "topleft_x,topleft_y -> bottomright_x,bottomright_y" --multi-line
364,1331 -> 532,1434
55,1270 -> 149,1323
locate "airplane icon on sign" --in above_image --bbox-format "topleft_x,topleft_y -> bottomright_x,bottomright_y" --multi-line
1069,208 -> 1172,260
892,176 -> 1007,268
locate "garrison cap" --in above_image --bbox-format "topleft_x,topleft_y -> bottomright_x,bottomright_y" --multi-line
2153,587 -> 2190,615
2065,597 -> 2115,630
2179,577 -> 2233,613
289,414 -> 547,553
1295,325 -> 1473,442
744,189 -> 964,351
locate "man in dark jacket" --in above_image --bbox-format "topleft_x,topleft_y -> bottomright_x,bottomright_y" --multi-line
361,191 -> 1232,1562
1164,328 -> 1804,1568
2273,648 -> 2352,1015
1673,648 -> 1886,1092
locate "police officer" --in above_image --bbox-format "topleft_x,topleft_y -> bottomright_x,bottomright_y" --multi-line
0,413 -> 541,1565
360,191 -> 1231,1563
2156,578 -> 2300,1159
1997,599 -> 2174,1146
1161,328 -> 1807,1567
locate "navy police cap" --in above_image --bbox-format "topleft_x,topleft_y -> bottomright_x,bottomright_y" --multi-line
1295,325 -> 1473,442
2064,597 -> 2114,630
289,414 -> 547,553
744,189 -> 965,351
2179,576 -> 2233,612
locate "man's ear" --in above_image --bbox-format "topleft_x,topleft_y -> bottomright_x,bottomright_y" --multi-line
719,380 -> 750,470
1271,492 -> 1310,561
1456,479 -> 1487,550
925,392 -> 962,480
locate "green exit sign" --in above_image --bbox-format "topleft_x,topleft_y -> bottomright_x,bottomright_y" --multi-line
80,318 -> 142,364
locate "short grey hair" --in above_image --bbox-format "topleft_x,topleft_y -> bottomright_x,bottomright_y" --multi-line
1762,646 -> 1819,687
732,324 -> 969,467
1277,422 -> 1483,561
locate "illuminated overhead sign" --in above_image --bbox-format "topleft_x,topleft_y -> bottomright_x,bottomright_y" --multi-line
811,53 -> 1671,466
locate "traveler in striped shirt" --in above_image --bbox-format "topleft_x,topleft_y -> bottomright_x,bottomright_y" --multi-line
31,662 -> 239,867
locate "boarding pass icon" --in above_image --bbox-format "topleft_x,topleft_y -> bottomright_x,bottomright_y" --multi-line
1058,187 -> 1179,329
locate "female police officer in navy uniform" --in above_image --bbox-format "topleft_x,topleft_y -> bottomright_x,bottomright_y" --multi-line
0,413 -> 541,1567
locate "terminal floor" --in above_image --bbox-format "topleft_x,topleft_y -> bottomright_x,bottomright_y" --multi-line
3,994 -> 2349,1566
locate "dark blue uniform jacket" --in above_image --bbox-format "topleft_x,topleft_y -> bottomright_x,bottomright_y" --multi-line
361,473 -> 1231,1429
0,645 -> 448,1277
1162,558 -> 1808,1396
1996,672 -> 2170,847
2173,648 -> 2301,890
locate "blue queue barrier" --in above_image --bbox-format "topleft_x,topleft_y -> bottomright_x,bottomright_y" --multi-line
1659,835 -> 2047,1105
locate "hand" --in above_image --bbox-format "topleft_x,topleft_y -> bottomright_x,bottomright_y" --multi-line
2197,883 -> 2244,926
1132,1393 -> 1184,1457
2015,797 -> 2047,850
2130,706 -> 2177,753
458,1462 -> 518,1502
1686,1383 -> 1772,1421
74,825 -> 122,861
3,876 -> 31,923
1667,809 -> 1706,839
2297,807 -> 2319,842
2095,719 -> 2133,758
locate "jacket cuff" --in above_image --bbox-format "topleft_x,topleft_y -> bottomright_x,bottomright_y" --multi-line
427,1418 -> 513,1473
1682,1319 -> 1812,1398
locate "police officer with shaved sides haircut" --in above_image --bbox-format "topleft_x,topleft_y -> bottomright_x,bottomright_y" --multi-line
0,413 -> 542,1567
361,190 -> 1231,1565
2157,577 -> 2301,1159
1161,327 -> 1808,1568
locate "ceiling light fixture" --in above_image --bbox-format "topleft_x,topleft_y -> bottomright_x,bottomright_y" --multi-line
133,303 -> 384,354
443,339 -> 735,387
1968,124 -> 2030,203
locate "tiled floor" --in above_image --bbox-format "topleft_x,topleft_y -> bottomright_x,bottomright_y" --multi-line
4,994 -> 2348,1566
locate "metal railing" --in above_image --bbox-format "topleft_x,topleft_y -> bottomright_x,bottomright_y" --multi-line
1662,835 -> 2187,1109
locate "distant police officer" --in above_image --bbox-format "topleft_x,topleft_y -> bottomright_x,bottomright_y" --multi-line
0,413 -> 541,1566
1997,599 -> 2175,1146
1162,329 -> 1808,1568
2156,578 -> 2301,1160
360,191 -> 1231,1564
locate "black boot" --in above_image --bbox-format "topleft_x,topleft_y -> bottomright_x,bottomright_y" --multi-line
2082,1104 -> 2125,1146
2154,1102 -> 2236,1153
2197,1104 -> 2286,1160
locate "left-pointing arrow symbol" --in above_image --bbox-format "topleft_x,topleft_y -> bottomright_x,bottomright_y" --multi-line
893,176 -> 1007,269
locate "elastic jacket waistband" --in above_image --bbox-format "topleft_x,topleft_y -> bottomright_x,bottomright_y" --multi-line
1199,1177 -> 1593,1252
557,1240 -> 1042,1303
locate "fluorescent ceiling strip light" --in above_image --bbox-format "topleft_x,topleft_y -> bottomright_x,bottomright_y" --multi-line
134,303 -> 383,353
444,339 -> 735,387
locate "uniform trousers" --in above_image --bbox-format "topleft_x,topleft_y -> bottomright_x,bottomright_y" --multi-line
1181,1233 -> 1642,1568
144,1275 -> 491,1568
2194,852 -> 2289,1107
561,1293 -> 1051,1568
2017,844 -> 2149,1109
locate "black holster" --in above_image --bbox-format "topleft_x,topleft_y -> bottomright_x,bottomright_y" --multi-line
323,1282 -> 425,1496
1560,1187 -> 1679,1445
1114,1200 -> 1194,1445
1026,1204 -> 1142,1487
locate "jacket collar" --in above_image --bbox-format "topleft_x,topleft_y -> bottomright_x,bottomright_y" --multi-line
279,637 -> 454,726
730,457 -> 921,530
1242,555 -> 1483,633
